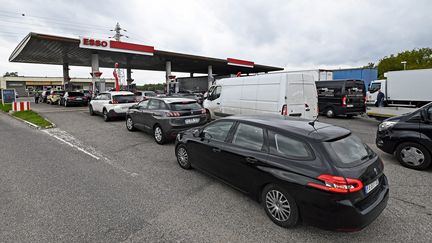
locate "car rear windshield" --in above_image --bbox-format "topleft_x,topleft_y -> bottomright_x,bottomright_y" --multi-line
144,92 -> 156,97
170,102 -> 201,111
69,92 -> 84,96
113,94 -> 136,103
326,134 -> 375,166
345,81 -> 364,96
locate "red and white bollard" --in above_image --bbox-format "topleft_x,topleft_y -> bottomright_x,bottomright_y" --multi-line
12,101 -> 31,112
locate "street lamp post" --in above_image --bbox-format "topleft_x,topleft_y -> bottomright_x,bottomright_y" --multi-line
401,61 -> 407,70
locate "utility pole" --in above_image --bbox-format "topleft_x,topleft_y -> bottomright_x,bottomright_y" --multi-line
110,22 -> 129,41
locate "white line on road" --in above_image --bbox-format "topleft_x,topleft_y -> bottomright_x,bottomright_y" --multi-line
43,128 -> 138,177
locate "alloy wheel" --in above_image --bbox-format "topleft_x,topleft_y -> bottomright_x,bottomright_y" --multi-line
177,147 -> 189,167
265,190 -> 291,222
154,127 -> 162,142
126,117 -> 134,130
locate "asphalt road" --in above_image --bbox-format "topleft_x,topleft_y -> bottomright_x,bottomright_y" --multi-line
1,101 -> 431,242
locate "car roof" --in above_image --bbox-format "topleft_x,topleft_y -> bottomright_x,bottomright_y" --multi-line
150,97 -> 197,103
219,116 -> 351,142
105,91 -> 134,95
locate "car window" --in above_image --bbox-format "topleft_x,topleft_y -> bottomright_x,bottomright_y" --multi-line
317,83 -> 342,97
203,121 -> 234,142
232,123 -> 264,151
210,86 -> 221,100
170,101 -> 201,111
144,92 -> 156,97
345,81 -> 364,96
148,99 -> 161,109
138,100 -> 149,109
326,134 -> 374,165
113,94 -> 135,103
268,131 -> 313,159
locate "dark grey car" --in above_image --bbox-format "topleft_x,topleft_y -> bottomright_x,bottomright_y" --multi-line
126,97 -> 207,144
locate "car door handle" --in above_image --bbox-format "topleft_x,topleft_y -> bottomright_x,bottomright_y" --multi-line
245,157 -> 258,164
212,148 -> 221,153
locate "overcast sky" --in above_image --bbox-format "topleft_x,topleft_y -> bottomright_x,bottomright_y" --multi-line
0,0 -> 431,84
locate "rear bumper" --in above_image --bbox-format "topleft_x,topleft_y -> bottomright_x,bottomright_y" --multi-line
108,110 -> 126,118
161,116 -> 207,138
300,175 -> 389,231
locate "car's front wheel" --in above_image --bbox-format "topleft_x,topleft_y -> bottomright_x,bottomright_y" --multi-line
262,184 -> 299,228
176,144 -> 192,169
153,125 -> 166,144
126,116 -> 136,131
395,142 -> 431,170
325,107 -> 335,118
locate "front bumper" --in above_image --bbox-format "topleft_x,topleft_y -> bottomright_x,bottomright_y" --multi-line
300,175 -> 389,231
376,130 -> 398,154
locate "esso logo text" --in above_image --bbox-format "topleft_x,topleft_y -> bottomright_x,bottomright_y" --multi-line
82,38 -> 108,47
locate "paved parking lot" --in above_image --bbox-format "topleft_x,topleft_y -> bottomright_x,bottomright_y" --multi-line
1,100 -> 431,242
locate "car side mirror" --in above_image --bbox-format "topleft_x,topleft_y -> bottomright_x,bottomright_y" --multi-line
203,92 -> 208,99
192,129 -> 201,137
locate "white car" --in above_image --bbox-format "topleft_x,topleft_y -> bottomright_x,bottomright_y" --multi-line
89,91 -> 137,121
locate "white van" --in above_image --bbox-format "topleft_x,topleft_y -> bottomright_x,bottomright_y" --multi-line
203,73 -> 318,120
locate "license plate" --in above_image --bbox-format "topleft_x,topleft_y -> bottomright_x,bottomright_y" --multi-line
365,179 -> 379,194
347,104 -> 354,107
185,118 -> 200,124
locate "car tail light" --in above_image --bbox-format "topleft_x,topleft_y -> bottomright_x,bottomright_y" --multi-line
342,96 -> 347,107
281,104 -> 288,116
167,112 -> 180,117
308,174 -> 363,193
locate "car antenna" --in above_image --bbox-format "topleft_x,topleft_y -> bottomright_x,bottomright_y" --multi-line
308,116 -> 320,134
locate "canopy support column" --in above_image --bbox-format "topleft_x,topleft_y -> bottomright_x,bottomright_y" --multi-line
166,61 -> 171,95
126,67 -> 133,91
62,63 -> 70,91
91,54 -> 100,95
208,65 -> 213,88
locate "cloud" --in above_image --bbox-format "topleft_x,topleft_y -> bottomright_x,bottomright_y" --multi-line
0,0 -> 431,84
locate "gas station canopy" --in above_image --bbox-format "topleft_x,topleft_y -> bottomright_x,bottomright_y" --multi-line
9,32 -> 283,75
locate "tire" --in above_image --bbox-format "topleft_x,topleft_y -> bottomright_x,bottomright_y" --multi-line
346,114 -> 354,118
153,125 -> 166,144
103,109 -> 110,122
126,116 -> 136,131
325,108 -> 335,118
176,144 -> 192,169
89,105 -> 95,116
395,142 -> 431,170
261,184 -> 299,228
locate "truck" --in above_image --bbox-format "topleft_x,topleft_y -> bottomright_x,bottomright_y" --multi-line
203,73 -> 318,120
366,69 -> 432,118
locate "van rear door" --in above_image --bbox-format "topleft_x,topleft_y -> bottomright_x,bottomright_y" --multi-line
286,74 -> 306,118
302,75 -> 318,119
345,80 -> 366,110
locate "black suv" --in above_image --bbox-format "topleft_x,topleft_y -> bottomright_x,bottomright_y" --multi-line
376,102 -> 432,170
125,97 -> 207,144
316,80 -> 366,118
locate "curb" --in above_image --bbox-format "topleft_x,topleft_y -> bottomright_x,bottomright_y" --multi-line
5,110 -> 57,130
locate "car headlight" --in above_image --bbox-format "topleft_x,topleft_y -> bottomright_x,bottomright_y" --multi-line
378,121 -> 397,132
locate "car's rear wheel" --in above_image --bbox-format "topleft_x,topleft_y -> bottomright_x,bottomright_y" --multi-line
396,142 -> 431,170
325,108 -> 335,118
154,125 -> 166,144
176,144 -> 192,169
262,184 -> 299,228
103,109 -> 110,122
89,105 -> 95,116
126,116 -> 135,131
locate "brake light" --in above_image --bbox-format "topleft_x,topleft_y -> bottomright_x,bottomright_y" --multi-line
342,96 -> 347,107
281,104 -> 288,116
308,174 -> 363,193
167,112 -> 180,117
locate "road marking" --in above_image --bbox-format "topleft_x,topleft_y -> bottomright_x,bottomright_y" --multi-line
43,128 -> 138,177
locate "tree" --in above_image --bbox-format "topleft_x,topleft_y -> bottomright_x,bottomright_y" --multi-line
3,72 -> 19,77
376,48 -> 432,78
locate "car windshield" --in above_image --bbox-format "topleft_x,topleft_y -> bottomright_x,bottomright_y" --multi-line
326,134 -> 375,166
170,101 -> 201,111
113,94 -> 136,103
69,92 -> 84,96
369,83 -> 381,91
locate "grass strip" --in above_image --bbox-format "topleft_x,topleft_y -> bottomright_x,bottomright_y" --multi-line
0,103 -> 12,112
12,110 -> 53,128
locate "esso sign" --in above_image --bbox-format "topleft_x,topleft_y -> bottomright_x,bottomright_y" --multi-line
79,37 -> 110,50
82,38 -> 108,47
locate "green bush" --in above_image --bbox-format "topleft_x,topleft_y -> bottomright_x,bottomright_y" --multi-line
0,103 -> 12,112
